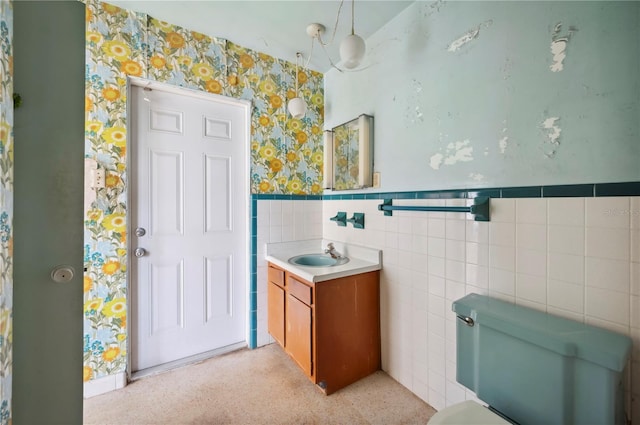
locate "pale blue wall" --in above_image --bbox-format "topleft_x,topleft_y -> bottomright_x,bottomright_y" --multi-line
325,1 -> 640,192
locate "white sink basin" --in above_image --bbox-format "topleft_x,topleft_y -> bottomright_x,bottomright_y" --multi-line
288,254 -> 350,267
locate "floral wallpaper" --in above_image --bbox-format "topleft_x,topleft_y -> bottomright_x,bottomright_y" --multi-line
332,119 -> 361,191
0,0 -> 11,422
84,0 -> 324,382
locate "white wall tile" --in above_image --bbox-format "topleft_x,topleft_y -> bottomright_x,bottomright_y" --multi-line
586,286 -> 630,325
446,259 -> 466,283
428,237 -> 446,258
516,223 -> 547,250
446,220 -> 466,241
413,216 -> 429,236
548,198 -> 584,226
413,234 -> 429,255
429,274 -> 446,297
548,253 -> 584,284
489,268 -> 515,296
269,201 -> 282,226
516,273 -> 547,304
491,199 -> 515,222
429,256 -> 445,278
585,257 -> 630,293
586,197 -> 631,228
631,230 -> 640,263
446,380 -> 467,406
586,227 -> 630,261
429,218 -> 446,238
490,222 -> 516,246
516,198 -> 547,224
446,239 -> 466,262
547,306 -> 584,323
466,263 -> 489,288
490,244 -> 516,271
466,221 -> 489,244
446,280 -> 466,302
632,262 -> 640,296
632,197 -> 640,229
548,279 -> 584,314
516,248 -> 547,277
548,225 -> 585,255
466,242 -> 489,266
631,296 -> 640,329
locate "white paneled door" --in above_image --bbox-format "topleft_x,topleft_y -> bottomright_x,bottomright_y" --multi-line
130,83 -> 248,372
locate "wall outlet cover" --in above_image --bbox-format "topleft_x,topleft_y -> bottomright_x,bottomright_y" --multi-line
373,172 -> 381,188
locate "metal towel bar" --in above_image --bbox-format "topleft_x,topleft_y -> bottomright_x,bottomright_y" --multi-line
377,196 -> 490,221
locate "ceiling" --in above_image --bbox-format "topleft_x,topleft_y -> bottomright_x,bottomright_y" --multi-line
107,0 -> 415,73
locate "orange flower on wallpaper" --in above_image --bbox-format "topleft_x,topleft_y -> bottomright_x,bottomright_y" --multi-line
85,96 -> 93,112
165,32 -> 186,49
259,181 -> 271,192
269,94 -> 282,109
191,31 -> 207,41
102,347 -> 121,362
286,151 -> 298,162
105,174 -> 120,188
296,131 -> 308,144
270,158 -> 283,172
102,3 -> 121,15
192,63 -> 214,80
258,115 -> 270,127
150,55 -> 166,69
239,53 -> 254,69
297,70 -> 308,84
228,74 -> 238,86
102,261 -> 121,276
120,60 -> 142,76
102,86 -> 120,102
83,366 -> 93,382
205,79 -> 222,94
83,275 -> 93,293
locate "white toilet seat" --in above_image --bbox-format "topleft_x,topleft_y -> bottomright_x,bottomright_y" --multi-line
428,401 -> 512,424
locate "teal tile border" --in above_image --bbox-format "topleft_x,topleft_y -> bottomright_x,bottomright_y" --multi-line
248,181 -> 640,348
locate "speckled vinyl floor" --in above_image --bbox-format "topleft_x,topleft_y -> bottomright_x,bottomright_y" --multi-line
84,343 -> 436,425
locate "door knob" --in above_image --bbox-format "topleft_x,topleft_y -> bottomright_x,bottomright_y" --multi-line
135,227 -> 146,237
134,248 -> 147,257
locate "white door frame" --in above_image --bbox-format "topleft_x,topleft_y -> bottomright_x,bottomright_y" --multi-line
125,77 -> 252,380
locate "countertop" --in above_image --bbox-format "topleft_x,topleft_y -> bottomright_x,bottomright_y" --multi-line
265,239 -> 382,283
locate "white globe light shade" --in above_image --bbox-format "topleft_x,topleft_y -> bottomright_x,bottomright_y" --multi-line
287,97 -> 307,119
339,33 -> 366,69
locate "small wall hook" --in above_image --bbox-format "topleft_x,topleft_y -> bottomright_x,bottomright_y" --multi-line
347,213 -> 365,229
330,212 -> 347,226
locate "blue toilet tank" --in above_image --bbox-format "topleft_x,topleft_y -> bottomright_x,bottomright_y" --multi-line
452,294 -> 632,425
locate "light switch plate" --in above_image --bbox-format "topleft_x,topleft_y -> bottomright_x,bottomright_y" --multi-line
373,172 -> 381,188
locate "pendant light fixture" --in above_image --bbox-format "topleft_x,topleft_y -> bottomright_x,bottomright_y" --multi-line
339,0 -> 365,69
305,0 -> 367,72
287,52 -> 307,119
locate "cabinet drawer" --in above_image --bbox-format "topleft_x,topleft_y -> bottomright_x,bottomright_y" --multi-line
268,265 -> 285,288
288,276 -> 313,305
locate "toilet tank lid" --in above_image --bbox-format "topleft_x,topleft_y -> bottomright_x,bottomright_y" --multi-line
452,293 -> 632,372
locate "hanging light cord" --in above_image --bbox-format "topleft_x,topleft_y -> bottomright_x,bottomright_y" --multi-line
351,0 -> 355,35
317,0 -> 344,47
295,52 -> 301,95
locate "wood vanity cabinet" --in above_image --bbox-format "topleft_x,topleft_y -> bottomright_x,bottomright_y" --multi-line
267,262 -> 381,395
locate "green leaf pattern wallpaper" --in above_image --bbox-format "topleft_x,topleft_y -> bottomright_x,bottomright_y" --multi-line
0,0 -> 11,422
84,0 -> 324,382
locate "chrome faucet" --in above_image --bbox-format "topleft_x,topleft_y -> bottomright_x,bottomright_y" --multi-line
324,243 -> 342,259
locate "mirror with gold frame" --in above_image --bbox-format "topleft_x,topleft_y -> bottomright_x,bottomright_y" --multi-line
324,114 -> 373,191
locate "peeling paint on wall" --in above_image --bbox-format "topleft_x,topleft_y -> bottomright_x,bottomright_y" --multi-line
499,126 -> 509,154
430,153 -> 444,170
549,23 -> 577,72
541,116 -> 562,158
447,20 -> 493,52
405,79 -> 425,125
429,139 -> 474,169
469,173 -> 485,181
424,0 -> 445,17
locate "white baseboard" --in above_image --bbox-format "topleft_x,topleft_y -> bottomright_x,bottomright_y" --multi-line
83,372 -> 127,398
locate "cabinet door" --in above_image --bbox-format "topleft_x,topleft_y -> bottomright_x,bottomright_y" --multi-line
286,294 -> 312,376
267,281 -> 285,347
